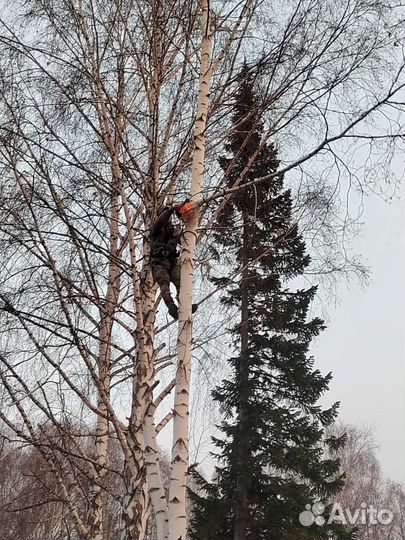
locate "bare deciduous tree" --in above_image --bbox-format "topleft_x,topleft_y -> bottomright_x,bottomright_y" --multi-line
0,0 -> 403,537
329,423 -> 405,540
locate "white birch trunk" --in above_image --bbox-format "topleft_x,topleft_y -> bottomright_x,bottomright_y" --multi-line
133,7 -> 171,531
139,482 -> 152,539
122,469 -> 148,540
92,64 -> 156,538
119,204 -> 156,540
168,2 -> 213,538
144,400 -> 169,539
89,190 -> 120,540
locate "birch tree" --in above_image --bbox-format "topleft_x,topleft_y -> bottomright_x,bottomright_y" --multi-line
0,0 -> 403,538
167,2 -> 213,538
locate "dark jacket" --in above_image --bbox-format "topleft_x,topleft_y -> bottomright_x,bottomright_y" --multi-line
150,207 -> 180,259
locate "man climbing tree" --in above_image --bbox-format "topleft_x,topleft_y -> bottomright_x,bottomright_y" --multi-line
189,67 -> 354,540
151,204 -> 183,319
150,202 -> 198,320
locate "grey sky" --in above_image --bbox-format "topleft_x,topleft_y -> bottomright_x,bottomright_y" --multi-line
315,184 -> 404,485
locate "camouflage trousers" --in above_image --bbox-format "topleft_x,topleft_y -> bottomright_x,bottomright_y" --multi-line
151,257 -> 180,308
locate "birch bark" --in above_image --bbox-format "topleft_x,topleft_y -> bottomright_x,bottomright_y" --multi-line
144,399 -> 169,539
168,2 -> 213,538
88,191 -> 120,539
89,44 -> 158,535
135,5 -> 172,535
119,188 -> 156,540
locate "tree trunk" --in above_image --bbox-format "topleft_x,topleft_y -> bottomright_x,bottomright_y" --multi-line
93,69 -> 159,537
120,265 -> 156,540
121,468 -> 149,540
167,2 -> 213,538
88,190 -> 120,539
234,211 -> 250,540
144,400 -> 169,539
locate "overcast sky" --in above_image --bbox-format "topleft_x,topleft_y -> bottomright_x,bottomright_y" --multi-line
315,183 -> 404,485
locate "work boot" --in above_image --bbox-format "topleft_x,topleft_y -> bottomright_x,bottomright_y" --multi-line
167,302 -> 178,320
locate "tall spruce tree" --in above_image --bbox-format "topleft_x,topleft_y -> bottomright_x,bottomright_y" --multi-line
189,68 -> 354,540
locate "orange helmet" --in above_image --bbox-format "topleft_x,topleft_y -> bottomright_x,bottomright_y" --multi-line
178,201 -> 197,222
